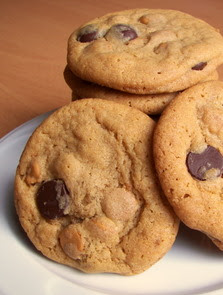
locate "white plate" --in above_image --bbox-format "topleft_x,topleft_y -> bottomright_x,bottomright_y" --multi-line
1,112 -> 223,295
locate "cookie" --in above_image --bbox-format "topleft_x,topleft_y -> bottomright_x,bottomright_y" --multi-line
64,66 -> 219,115
67,9 -> 223,94
64,66 -> 176,114
153,80 -> 223,250
14,99 -> 179,275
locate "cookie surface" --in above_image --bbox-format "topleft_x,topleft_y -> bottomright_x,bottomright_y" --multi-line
14,99 -> 179,275
67,9 -> 223,94
153,80 -> 223,250
64,66 -> 219,115
64,66 -> 177,114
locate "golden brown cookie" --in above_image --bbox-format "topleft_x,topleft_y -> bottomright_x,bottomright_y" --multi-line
64,66 -> 219,115
153,80 -> 223,250
67,9 -> 223,94
64,66 -> 176,114
14,99 -> 179,275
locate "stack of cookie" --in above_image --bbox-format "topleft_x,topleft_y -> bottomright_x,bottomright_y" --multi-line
14,8 -> 223,277
64,8 -> 223,115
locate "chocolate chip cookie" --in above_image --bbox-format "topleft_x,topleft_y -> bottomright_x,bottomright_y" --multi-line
153,80 -> 223,250
14,99 -> 179,275
64,66 -> 219,115
67,9 -> 223,94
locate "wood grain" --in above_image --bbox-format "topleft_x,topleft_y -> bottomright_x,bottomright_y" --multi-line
1,0 -> 223,137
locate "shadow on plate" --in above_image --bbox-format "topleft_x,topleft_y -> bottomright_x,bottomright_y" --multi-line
176,222 -> 223,256
4,177 -> 41,256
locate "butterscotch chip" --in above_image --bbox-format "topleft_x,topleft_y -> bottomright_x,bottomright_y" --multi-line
60,225 -> 84,260
25,159 -> 41,185
139,13 -> 167,26
154,42 -> 168,54
15,99 -> 179,275
139,15 -> 150,25
84,216 -> 119,243
153,80 -> 223,250
101,188 -> 139,221
67,9 -> 223,94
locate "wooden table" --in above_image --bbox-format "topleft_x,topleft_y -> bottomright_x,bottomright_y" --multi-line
1,0 -> 223,138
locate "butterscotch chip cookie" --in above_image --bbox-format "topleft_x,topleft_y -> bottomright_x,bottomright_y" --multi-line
14,99 -> 179,275
64,66 -> 219,115
153,80 -> 223,250
67,9 -> 223,94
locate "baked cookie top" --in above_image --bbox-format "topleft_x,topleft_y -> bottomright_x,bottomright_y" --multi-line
153,80 -> 223,250
67,9 -> 223,94
14,99 -> 179,275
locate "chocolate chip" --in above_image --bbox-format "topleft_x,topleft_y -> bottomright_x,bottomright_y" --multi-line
110,24 -> 138,41
191,62 -> 207,71
77,25 -> 99,43
36,179 -> 70,219
186,145 -> 223,180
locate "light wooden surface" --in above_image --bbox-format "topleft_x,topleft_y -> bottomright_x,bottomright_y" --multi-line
1,0 -> 223,138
